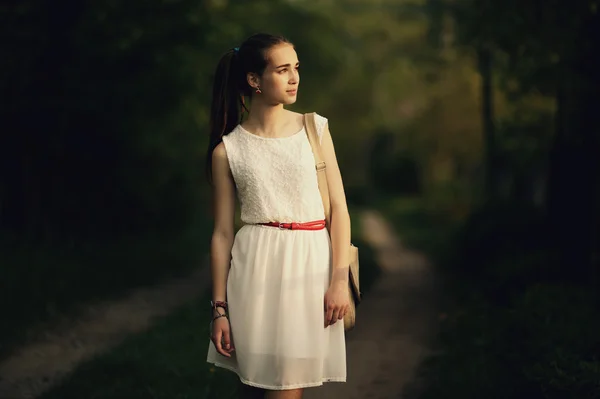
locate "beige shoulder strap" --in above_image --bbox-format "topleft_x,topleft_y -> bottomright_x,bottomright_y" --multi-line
304,113 -> 332,227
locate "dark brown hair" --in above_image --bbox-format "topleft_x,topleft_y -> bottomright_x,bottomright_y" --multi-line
206,33 -> 292,183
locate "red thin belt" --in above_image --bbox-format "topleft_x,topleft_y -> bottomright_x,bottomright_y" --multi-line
258,219 -> 326,231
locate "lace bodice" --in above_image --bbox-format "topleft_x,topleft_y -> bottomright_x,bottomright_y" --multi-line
222,114 -> 328,224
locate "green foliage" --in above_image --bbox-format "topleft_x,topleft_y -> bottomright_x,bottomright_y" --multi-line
415,201 -> 600,399
447,0 -> 594,97
443,201 -> 570,308
368,131 -> 422,196
380,196 -> 457,265
452,202 -> 552,274
418,283 -> 600,399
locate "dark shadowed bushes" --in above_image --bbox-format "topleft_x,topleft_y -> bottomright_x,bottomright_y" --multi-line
413,201 -> 600,399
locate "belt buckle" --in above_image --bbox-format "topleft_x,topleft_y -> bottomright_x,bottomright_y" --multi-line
278,223 -> 285,230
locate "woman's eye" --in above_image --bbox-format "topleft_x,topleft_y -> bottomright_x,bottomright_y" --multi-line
279,69 -> 287,74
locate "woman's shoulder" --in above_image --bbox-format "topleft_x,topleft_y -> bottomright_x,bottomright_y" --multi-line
213,141 -> 227,159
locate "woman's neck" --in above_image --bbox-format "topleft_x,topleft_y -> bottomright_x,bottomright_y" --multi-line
243,103 -> 289,138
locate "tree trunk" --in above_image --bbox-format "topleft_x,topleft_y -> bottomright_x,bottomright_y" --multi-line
477,46 -> 496,201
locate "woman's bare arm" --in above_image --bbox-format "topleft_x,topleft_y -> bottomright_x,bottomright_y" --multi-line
210,142 -> 236,305
320,123 -> 351,286
209,142 -> 237,356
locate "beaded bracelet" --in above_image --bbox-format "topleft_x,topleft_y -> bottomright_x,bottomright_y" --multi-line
211,300 -> 228,312
210,300 -> 229,321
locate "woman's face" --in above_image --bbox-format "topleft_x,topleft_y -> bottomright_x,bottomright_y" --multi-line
251,43 -> 299,105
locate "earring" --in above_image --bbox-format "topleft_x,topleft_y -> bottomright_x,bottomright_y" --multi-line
255,87 -> 262,94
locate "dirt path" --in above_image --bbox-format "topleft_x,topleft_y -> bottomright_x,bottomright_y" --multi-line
306,210 -> 439,399
0,266 -> 209,399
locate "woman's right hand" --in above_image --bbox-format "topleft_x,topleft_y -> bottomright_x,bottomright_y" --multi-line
211,316 -> 235,357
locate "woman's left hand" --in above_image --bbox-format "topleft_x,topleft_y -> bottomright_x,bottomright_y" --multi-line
323,280 -> 350,327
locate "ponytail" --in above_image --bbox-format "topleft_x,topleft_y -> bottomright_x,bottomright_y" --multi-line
206,49 -> 246,184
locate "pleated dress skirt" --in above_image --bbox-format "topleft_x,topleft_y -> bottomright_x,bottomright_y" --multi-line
206,224 -> 347,390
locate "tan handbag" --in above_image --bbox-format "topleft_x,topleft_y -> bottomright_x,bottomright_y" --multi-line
304,113 -> 361,331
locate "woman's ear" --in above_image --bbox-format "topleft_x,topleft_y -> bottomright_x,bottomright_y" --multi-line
246,72 -> 260,90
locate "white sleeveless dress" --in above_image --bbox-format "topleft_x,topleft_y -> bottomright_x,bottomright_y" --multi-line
206,113 -> 346,390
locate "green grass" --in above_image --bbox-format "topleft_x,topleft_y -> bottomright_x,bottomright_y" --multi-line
40,291 -> 240,399
378,196 -> 457,263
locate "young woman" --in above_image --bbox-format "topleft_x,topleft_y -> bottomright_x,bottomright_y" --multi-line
206,33 -> 351,399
